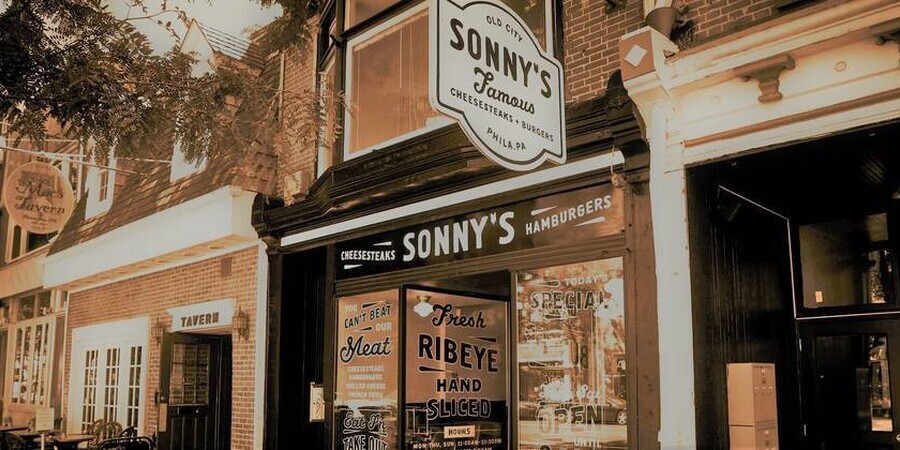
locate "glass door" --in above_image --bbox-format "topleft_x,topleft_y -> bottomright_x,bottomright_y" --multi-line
801,318 -> 900,449
402,286 -> 508,450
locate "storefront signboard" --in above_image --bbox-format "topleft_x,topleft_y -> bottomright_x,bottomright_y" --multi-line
404,288 -> 507,450
1,161 -> 76,234
337,185 -> 623,279
167,298 -> 234,333
335,291 -> 400,450
429,0 -> 566,171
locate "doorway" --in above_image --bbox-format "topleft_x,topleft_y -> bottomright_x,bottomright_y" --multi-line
158,333 -> 232,450
800,318 -> 900,449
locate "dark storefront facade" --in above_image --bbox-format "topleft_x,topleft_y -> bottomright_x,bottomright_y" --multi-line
255,77 -> 660,450
252,0 -> 666,448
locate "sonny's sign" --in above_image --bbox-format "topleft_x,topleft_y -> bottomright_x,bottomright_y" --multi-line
430,0 -> 566,171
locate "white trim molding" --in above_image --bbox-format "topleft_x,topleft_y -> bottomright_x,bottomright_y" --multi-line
626,0 -> 900,169
0,247 -> 47,299
44,186 -> 259,290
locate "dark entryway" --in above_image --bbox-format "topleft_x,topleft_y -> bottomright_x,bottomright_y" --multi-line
800,318 -> 900,449
158,333 -> 232,450
687,120 -> 900,449
687,183 -> 800,450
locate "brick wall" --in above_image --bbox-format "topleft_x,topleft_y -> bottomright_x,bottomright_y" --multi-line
562,0 -> 644,103
680,0 -> 776,48
65,246 -> 260,450
275,18 -> 319,203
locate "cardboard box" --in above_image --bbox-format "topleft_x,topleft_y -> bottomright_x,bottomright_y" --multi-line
729,424 -> 779,450
727,363 -> 778,426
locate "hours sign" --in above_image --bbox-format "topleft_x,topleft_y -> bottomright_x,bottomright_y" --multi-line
429,0 -> 566,171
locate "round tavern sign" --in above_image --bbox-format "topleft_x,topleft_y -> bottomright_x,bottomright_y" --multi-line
2,161 -> 76,234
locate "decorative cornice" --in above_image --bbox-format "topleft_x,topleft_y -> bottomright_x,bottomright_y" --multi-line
734,54 -> 796,103
871,17 -> 900,51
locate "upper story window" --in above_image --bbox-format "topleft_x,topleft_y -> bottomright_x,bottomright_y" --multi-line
317,57 -> 337,178
170,139 -> 208,183
342,0 -> 553,160
346,0 -> 398,29
5,221 -> 54,261
85,152 -> 116,219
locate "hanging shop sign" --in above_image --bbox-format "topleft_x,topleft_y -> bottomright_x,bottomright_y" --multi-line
337,185 -> 623,279
429,0 -> 566,171
2,161 -> 75,234
335,291 -> 400,450
404,288 -> 508,450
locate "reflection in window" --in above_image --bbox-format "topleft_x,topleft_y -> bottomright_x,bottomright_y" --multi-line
346,0 -> 397,28
103,348 -> 121,422
81,349 -> 99,432
347,7 -> 444,154
317,57 -> 337,177
127,346 -> 143,429
169,343 -> 210,406
869,334 -> 892,431
516,258 -> 627,449
12,320 -> 51,405
800,213 -> 894,308
505,0 -> 549,50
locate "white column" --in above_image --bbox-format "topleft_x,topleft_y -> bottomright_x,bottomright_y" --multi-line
647,99 -> 697,449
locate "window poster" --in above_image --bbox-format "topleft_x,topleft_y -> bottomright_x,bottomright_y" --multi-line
404,288 -> 508,450
516,258 -> 628,450
336,291 -> 400,450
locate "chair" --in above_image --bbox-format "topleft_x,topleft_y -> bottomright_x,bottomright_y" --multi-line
96,437 -> 155,450
86,420 -> 123,449
2,432 -> 40,450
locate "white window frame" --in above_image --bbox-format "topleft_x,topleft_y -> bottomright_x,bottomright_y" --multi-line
6,291 -> 63,408
85,151 -> 116,219
342,3 -> 455,161
170,139 -> 208,182
67,317 -> 150,436
4,218 -> 56,263
342,0 -> 554,161
50,152 -> 84,201
4,220 -> 28,262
